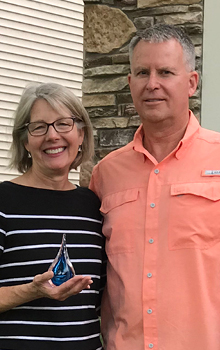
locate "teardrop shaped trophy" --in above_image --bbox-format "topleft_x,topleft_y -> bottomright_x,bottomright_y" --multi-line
49,233 -> 75,286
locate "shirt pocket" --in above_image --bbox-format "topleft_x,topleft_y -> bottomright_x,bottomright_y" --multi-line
169,182 -> 220,250
100,188 -> 139,255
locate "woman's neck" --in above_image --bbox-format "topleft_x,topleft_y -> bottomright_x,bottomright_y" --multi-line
11,168 -> 76,191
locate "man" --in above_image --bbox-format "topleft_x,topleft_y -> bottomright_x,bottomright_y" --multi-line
90,24 -> 220,350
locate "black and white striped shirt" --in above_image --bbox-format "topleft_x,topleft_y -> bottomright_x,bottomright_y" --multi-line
0,181 -> 105,350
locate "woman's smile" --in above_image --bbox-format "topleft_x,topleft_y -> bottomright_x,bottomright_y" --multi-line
44,147 -> 66,155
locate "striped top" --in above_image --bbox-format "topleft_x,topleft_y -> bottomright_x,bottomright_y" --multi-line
0,181 -> 105,350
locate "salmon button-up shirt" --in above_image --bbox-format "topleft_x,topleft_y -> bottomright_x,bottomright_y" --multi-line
90,112 -> 220,350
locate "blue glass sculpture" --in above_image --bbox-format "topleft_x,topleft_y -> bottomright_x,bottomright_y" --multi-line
49,233 -> 75,286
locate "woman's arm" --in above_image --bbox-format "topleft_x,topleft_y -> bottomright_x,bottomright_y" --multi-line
0,271 -> 93,313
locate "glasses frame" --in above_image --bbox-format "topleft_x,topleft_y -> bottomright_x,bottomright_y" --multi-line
25,117 -> 80,136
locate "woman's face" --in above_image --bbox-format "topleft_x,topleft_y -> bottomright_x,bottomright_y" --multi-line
25,99 -> 84,177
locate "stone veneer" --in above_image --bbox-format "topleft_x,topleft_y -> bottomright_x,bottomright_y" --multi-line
81,0 -> 203,186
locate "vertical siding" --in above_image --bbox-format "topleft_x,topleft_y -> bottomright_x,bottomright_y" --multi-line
0,0 -> 84,183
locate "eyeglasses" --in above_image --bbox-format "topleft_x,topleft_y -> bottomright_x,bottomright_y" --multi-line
25,117 -> 81,136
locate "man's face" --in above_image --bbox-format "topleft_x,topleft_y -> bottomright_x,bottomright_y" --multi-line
128,39 -> 198,128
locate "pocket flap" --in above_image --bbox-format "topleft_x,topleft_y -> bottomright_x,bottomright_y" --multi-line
171,182 -> 220,201
100,188 -> 139,214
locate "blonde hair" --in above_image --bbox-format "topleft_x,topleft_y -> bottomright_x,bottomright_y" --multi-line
10,83 -> 94,173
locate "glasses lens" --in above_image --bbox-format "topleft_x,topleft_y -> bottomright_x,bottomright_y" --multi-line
28,122 -> 47,136
54,118 -> 74,133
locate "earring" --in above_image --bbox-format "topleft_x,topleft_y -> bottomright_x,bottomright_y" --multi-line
28,152 -> 32,158
78,145 -> 82,152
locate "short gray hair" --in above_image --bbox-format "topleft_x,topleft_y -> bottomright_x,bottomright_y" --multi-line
10,82 -> 94,173
129,24 -> 196,71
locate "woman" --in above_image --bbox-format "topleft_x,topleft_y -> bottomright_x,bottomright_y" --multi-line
0,83 -> 105,350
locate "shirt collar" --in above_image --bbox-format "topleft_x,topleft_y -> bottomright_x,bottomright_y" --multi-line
174,111 -> 200,159
133,111 -> 200,162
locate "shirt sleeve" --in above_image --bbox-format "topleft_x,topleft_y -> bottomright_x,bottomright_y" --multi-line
96,235 -> 107,316
90,164 -> 107,315
89,164 -> 101,199
0,216 -> 6,258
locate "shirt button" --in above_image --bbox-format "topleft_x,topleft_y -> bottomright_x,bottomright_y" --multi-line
154,169 -> 159,174
147,309 -> 152,314
150,203 -> 155,208
149,344 -> 154,348
147,273 -> 152,278
149,239 -> 154,244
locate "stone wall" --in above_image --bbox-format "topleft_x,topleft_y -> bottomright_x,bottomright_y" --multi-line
81,0 -> 203,186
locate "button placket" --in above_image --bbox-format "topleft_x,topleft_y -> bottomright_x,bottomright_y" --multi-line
143,167 -> 160,349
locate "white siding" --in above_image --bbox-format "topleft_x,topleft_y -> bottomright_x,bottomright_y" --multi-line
0,0 -> 84,183
201,0 -> 220,131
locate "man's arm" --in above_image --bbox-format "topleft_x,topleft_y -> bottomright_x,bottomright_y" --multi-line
89,164 -> 100,197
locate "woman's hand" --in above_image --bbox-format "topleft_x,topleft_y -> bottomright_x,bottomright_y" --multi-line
0,272 -> 93,313
32,271 -> 93,301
